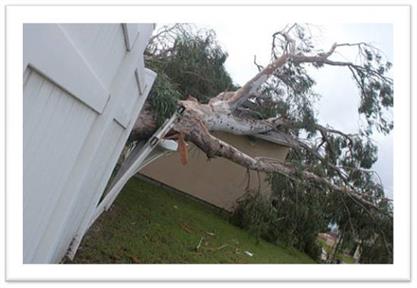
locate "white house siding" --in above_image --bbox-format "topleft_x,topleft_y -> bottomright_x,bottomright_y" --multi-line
23,70 -> 98,262
23,23 -> 156,263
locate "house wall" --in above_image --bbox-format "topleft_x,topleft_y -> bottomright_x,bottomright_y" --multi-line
23,24 -> 155,263
140,132 -> 289,211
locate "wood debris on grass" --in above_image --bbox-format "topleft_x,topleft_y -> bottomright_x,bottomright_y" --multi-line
195,236 -> 205,251
209,244 -> 229,252
179,223 -> 193,234
130,255 -> 141,263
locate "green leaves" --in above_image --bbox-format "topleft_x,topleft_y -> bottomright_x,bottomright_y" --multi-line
145,26 -> 237,125
147,27 -> 236,107
147,72 -> 182,125
352,46 -> 393,136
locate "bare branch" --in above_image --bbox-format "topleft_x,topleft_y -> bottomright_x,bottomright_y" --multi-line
227,53 -> 290,109
253,55 -> 264,72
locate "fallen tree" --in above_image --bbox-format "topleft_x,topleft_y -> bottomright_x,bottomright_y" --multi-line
130,24 -> 392,207
128,23 -> 393,261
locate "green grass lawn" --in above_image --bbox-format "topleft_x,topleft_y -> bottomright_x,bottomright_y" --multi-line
69,177 -> 315,264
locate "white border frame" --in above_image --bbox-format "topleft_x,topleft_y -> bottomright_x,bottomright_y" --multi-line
3,2 -> 411,283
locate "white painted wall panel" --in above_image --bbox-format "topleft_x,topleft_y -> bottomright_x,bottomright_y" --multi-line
61,24 -> 126,90
23,69 -> 97,262
114,69 -> 141,128
24,24 -> 110,114
23,23 -> 156,263
37,121 -> 125,263
70,120 -> 125,222
122,24 -> 140,51
137,24 -> 155,54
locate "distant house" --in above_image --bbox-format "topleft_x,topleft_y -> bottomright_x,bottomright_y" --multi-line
140,131 -> 291,211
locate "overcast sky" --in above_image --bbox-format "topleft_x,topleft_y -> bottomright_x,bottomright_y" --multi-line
157,23 -> 394,199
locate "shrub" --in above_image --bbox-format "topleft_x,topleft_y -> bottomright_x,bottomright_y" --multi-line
231,173 -> 330,262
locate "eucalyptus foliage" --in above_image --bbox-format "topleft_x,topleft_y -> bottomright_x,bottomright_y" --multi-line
145,26 -> 236,124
